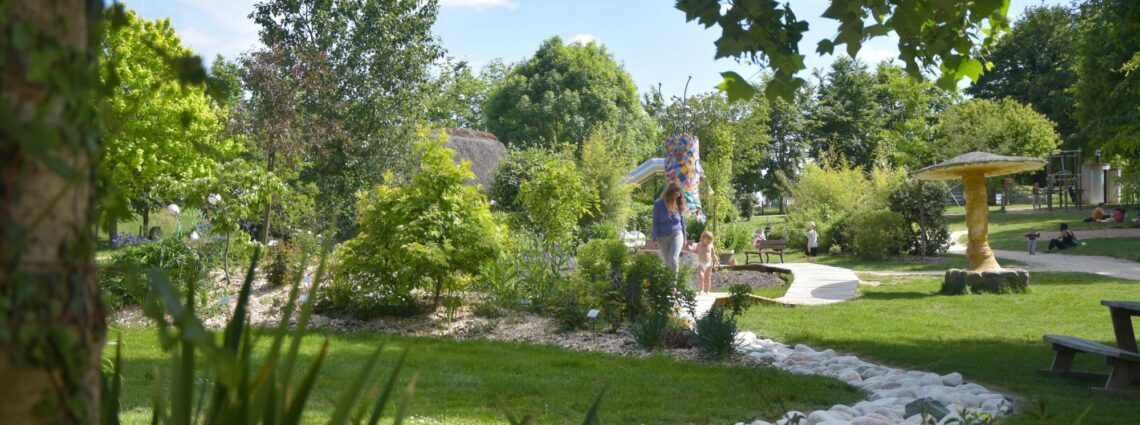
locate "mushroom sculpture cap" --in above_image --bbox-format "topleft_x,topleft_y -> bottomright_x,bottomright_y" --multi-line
912,151 -> 1046,180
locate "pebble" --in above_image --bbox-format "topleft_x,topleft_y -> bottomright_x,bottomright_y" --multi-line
735,332 -> 1013,425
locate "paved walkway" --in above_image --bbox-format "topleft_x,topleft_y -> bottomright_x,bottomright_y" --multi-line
949,230 -> 1140,281
693,263 -> 860,316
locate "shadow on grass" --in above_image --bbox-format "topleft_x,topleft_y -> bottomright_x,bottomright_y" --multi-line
113,330 -> 862,424
860,291 -> 939,301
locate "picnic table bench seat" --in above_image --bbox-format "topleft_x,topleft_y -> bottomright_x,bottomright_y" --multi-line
1040,334 -> 1140,397
745,239 -> 787,264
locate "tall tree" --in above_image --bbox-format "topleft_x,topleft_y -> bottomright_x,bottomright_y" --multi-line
99,9 -> 238,235
485,37 -> 655,160
966,5 -> 1080,149
1073,0 -> 1140,158
759,84 -> 813,213
426,59 -> 497,129
873,63 -> 956,169
239,44 -> 338,243
933,98 -> 1061,160
809,57 -> 885,169
2,1 -> 105,422
675,0 -> 1011,101
252,0 -> 443,239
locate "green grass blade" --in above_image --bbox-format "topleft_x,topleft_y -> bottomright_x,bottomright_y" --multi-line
172,273 -> 197,425
101,335 -> 122,425
366,347 -> 411,425
282,338 -> 330,425
281,250 -> 329,391
390,374 -> 418,425
581,386 -> 607,425
151,367 -> 165,425
224,248 -> 261,350
326,342 -> 386,425
205,251 -> 261,425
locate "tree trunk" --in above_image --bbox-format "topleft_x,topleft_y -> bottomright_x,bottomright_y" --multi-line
260,150 -> 275,245
141,208 -> 149,236
0,1 -> 105,424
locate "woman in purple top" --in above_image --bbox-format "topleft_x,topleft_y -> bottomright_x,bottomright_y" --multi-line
653,183 -> 687,274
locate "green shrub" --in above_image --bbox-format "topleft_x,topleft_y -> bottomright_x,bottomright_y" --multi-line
266,242 -> 298,287
550,276 -> 604,331
717,222 -> 754,254
737,193 -> 756,220
625,253 -> 696,320
889,180 -> 951,256
488,147 -> 567,213
579,126 -> 634,229
727,283 -> 753,317
629,313 -> 670,351
101,237 -> 201,307
848,209 -> 907,260
782,163 -> 905,255
516,159 -> 595,243
331,132 -> 503,317
576,238 -> 631,329
577,220 -> 620,245
629,202 -> 654,233
695,307 -> 739,360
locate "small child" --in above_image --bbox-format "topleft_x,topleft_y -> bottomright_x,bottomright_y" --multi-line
1025,230 -> 1041,255
694,231 -> 719,294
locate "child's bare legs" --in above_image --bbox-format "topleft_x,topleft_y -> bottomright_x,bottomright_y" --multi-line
697,266 -> 706,293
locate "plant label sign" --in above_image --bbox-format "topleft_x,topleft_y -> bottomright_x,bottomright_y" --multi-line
587,309 -> 600,319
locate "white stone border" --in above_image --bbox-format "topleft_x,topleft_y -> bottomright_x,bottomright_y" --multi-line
734,332 -> 1014,425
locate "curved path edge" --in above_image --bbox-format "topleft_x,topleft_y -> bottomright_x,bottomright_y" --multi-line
948,230 -> 1140,281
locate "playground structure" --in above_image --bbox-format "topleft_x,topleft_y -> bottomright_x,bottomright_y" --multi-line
623,133 -> 706,218
1044,149 -> 1083,211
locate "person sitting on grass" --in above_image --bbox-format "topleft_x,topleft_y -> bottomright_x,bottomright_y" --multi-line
1112,207 -> 1126,222
1084,202 -> 1105,222
1047,223 -> 1078,251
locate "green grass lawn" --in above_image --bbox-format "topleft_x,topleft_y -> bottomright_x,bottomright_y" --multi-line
945,209 -> 1138,262
736,272 -> 1140,425
109,328 -> 860,424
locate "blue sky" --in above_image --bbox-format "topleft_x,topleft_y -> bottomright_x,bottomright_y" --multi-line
123,0 -> 1067,98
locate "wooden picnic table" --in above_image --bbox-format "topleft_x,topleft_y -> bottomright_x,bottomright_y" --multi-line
1040,300 -> 1140,397
1102,300 -> 1140,352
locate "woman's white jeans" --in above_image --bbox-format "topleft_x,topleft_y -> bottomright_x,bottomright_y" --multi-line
657,230 -> 684,274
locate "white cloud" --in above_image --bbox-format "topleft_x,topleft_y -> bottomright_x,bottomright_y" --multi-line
569,33 -> 598,45
856,44 -> 899,65
439,0 -> 517,10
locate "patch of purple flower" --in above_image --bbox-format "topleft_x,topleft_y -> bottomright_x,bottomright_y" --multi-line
111,233 -> 150,250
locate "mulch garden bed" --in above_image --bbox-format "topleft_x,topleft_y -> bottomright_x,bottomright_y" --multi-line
708,268 -> 785,291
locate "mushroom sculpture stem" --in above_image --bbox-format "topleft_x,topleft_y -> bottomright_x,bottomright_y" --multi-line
962,173 -> 1001,272
911,152 -> 1046,274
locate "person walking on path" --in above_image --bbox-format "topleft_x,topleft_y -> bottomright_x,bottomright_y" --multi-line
1031,183 -> 1041,211
806,221 -> 819,263
653,183 -> 688,275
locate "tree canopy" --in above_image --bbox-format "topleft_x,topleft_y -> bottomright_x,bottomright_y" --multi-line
675,0 -> 1011,101
1073,0 -> 1140,158
933,98 -> 1060,160
99,8 -> 238,226
966,5 -> 1080,149
485,37 -> 655,160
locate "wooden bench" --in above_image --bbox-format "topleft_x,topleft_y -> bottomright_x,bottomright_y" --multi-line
1040,334 -> 1140,397
745,239 -> 787,264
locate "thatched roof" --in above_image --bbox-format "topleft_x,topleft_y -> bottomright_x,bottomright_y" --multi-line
913,151 -> 1046,180
444,128 -> 506,190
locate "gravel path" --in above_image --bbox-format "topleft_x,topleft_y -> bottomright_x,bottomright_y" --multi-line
949,230 -> 1140,281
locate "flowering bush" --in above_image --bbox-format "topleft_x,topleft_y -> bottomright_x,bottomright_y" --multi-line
110,232 -> 150,249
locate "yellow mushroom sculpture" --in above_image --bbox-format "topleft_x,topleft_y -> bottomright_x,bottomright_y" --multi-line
913,152 -> 1045,293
